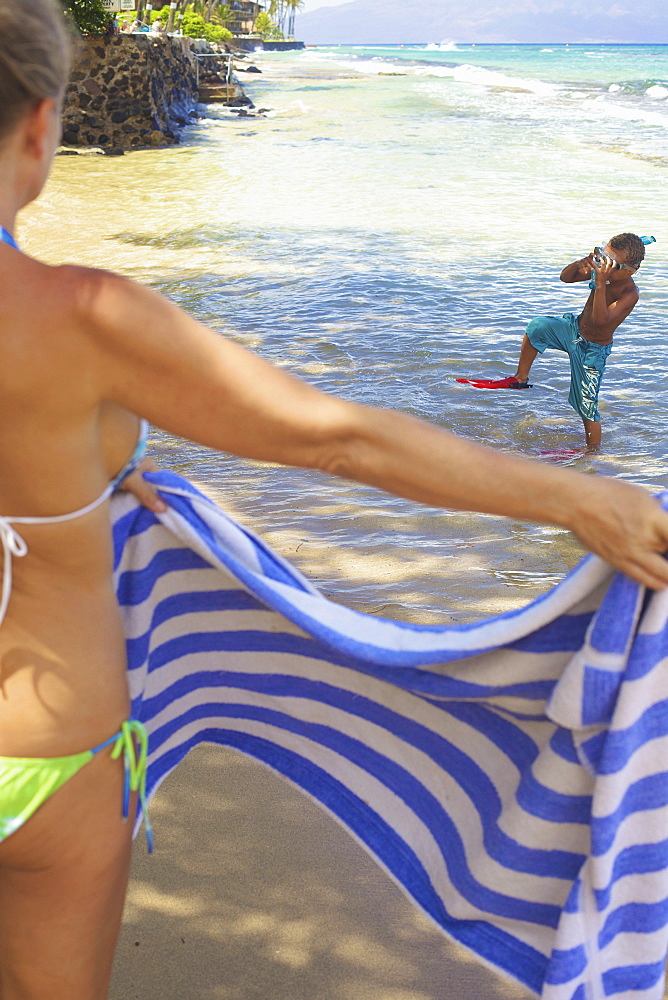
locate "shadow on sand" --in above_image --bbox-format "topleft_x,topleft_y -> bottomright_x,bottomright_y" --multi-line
112,746 -> 533,1000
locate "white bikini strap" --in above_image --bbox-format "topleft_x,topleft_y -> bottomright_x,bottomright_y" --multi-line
0,484 -> 113,628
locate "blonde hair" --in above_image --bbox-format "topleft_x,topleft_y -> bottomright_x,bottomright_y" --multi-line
0,0 -> 71,141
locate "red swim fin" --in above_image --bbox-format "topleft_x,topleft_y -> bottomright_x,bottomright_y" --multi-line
455,377 -> 532,389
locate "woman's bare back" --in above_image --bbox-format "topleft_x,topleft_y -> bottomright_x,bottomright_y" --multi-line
0,248 -> 141,756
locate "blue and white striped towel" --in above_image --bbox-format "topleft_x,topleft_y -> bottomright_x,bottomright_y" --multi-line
112,471 -> 668,1000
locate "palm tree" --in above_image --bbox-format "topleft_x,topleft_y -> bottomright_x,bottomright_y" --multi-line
204,0 -> 229,21
165,0 -> 188,32
267,0 -> 286,34
210,2 -> 232,26
283,0 -> 303,38
253,10 -> 273,38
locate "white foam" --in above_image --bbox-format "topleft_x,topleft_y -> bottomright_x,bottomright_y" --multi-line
298,49 -> 411,76
300,49 -> 357,62
362,60 -> 407,75
583,96 -> 668,129
414,62 -> 560,98
426,40 -> 459,51
627,138 -> 668,159
413,65 -> 454,79
299,49 -> 359,62
646,85 -> 668,100
608,84 -> 621,93
278,100 -> 311,115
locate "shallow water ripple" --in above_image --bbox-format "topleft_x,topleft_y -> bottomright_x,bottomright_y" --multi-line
25,43 -> 668,621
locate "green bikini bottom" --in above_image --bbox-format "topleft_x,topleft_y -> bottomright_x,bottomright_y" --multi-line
0,720 -> 153,850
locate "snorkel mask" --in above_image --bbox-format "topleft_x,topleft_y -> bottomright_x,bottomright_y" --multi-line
593,246 -> 623,270
589,235 -> 656,289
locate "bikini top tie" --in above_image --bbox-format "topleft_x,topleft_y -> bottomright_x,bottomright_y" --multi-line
0,419 -> 149,629
0,486 -> 114,627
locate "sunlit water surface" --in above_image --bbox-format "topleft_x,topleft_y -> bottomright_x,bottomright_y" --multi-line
23,43 -> 668,621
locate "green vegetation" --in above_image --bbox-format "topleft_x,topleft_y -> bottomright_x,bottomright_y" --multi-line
181,11 -> 232,41
60,0 -> 108,34
152,3 -> 232,41
252,11 -> 281,39
62,0 -> 293,41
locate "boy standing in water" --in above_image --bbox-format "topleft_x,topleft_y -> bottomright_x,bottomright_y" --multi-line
460,233 -> 646,449
511,233 -> 646,449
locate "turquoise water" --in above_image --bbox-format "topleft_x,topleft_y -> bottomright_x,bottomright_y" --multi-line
26,43 -> 668,619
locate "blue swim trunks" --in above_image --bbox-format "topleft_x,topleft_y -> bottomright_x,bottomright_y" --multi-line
526,312 -> 612,422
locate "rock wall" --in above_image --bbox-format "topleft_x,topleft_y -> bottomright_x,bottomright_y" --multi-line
62,35 -> 202,150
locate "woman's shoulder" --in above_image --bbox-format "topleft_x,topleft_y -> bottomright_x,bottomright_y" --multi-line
45,261 -> 128,309
62,265 -> 172,361
3,254 -> 123,319
29,261 -> 155,345
0,258 -> 149,372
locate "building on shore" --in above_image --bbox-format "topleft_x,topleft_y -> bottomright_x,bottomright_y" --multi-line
228,0 -> 266,36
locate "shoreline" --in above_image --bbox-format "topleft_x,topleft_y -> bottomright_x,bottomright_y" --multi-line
62,34 -> 251,153
164,475 -> 584,626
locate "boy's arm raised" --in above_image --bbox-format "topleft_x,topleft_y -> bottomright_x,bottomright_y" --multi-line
81,270 -> 668,590
590,256 -> 639,327
560,253 -> 595,283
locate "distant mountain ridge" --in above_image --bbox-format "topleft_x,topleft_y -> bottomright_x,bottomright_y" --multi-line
297,0 -> 668,44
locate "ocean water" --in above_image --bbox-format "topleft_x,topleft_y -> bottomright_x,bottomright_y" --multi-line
24,42 -> 668,621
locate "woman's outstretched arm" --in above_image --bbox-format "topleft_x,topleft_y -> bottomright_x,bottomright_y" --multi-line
78,268 -> 668,590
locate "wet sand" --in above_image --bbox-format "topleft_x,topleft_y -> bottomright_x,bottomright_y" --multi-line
111,746 -> 533,1000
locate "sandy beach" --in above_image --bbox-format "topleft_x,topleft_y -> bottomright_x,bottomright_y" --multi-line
111,745 -> 533,1000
